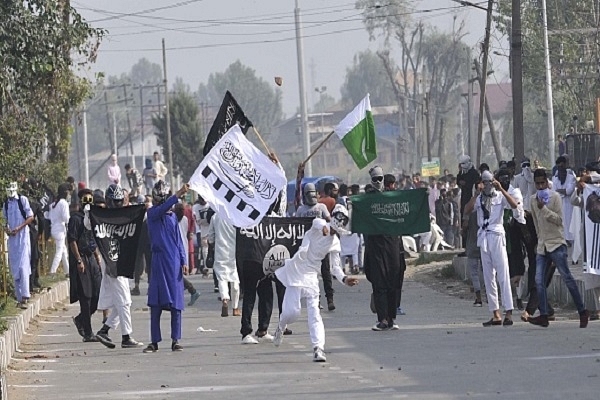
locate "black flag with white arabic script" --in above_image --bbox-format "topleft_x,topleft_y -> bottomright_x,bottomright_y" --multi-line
236,217 -> 313,275
203,91 -> 253,156
89,205 -> 146,279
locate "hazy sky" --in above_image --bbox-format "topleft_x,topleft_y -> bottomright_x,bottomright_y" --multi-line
73,0 -> 510,117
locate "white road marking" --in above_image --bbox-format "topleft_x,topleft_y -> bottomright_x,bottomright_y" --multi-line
9,384 -> 54,388
85,383 -> 282,398
526,352 -> 600,361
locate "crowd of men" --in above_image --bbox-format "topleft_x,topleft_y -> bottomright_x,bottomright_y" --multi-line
2,149 -> 599,363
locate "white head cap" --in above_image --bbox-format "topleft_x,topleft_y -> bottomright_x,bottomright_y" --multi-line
481,170 -> 494,182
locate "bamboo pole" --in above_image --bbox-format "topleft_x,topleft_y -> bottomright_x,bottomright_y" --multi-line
302,130 -> 335,165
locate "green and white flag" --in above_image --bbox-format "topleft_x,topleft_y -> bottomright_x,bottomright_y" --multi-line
334,94 -> 376,169
350,189 -> 430,236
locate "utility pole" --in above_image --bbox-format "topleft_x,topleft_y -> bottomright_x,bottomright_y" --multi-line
476,0 -> 494,166
139,86 -> 145,164
162,38 -> 175,188
83,108 -> 89,186
425,92 -> 432,161
104,91 -> 114,153
295,0 -> 312,176
122,84 -> 135,168
474,59 -> 503,164
511,0 -> 525,169
541,0 -> 556,165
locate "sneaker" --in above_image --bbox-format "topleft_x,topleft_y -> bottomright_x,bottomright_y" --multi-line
130,287 -> 141,296
313,347 -> 327,362
96,332 -> 116,349
171,341 -> 183,351
241,335 -> 259,344
396,307 -> 406,316
213,287 -> 219,293
473,299 -> 483,307
188,291 -> 200,306
256,331 -> 274,342
72,316 -> 85,338
590,313 -> 599,321
121,338 -> 143,348
273,326 -> 284,347
143,343 -> 158,353
372,321 -> 389,331
283,328 -> 293,335
389,322 -> 400,330
580,310 -> 590,328
82,335 -> 98,343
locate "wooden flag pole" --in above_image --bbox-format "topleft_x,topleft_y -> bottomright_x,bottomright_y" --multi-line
302,130 -> 335,165
251,126 -> 272,154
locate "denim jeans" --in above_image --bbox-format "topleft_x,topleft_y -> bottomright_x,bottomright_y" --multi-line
535,244 -> 585,315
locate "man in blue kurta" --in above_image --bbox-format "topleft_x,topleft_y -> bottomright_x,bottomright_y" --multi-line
3,181 -> 34,309
143,181 -> 189,353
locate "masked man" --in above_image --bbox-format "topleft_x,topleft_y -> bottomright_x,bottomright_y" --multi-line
143,181 -> 189,353
363,166 -> 406,330
68,189 -> 103,343
551,156 -> 576,244
2,182 -> 34,309
464,170 -> 524,327
273,217 -> 358,362
95,184 -> 143,349
295,181 -> 336,311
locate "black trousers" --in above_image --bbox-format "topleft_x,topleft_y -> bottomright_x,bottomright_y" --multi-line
240,261 -> 285,337
372,284 -> 397,323
75,277 -> 98,337
321,256 -> 334,299
29,232 -> 41,290
183,278 -> 196,294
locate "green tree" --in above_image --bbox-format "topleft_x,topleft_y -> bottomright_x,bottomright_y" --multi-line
341,50 -> 396,107
495,1 -> 600,164
197,60 -> 283,135
152,87 -> 203,181
0,0 -> 103,190
130,58 -> 162,85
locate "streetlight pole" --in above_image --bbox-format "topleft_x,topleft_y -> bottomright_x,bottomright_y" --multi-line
315,86 -> 327,138
162,38 -> 175,188
541,0 -> 556,165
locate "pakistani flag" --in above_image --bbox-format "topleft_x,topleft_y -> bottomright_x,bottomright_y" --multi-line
334,94 -> 376,169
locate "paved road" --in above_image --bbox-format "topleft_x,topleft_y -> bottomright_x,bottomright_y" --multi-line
6,272 -> 600,400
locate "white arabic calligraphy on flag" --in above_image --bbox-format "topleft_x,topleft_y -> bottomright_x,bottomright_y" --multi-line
189,124 -> 287,228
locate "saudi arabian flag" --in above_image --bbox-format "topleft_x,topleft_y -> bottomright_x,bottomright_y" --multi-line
334,94 -> 376,169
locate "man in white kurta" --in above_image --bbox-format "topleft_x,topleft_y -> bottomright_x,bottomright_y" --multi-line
95,184 -> 143,349
551,156 -> 576,242
208,212 -> 240,317
465,171 -> 524,326
273,218 -> 358,362
3,182 -> 34,308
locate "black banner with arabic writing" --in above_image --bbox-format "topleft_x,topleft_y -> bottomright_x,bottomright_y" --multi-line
89,205 -> 146,279
203,91 -> 253,156
237,217 -> 313,274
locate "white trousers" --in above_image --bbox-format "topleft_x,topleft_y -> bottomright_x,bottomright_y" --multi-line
480,233 -> 513,312
278,286 -> 324,350
50,232 -> 69,274
105,304 -> 133,335
218,280 -> 240,309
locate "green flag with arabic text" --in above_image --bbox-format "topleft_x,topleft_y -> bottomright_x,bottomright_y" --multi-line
350,188 -> 430,235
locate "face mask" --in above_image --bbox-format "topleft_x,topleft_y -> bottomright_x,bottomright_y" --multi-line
482,181 -> 495,196
5,182 -> 18,199
304,191 -> 317,206
460,162 -> 471,173
371,176 -> 384,192
537,188 -> 550,205
498,176 -> 510,191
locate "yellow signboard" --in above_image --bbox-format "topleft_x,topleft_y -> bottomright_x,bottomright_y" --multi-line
421,157 -> 441,177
